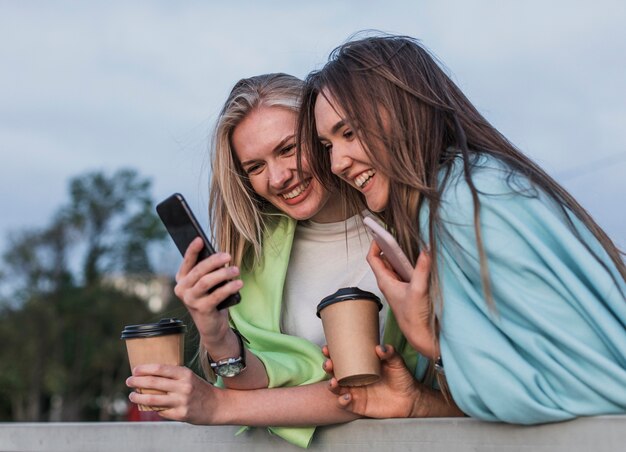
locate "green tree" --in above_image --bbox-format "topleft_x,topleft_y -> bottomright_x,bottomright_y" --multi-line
0,168 -> 170,421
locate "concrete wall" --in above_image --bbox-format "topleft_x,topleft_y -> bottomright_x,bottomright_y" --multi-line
1,416 -> 625,451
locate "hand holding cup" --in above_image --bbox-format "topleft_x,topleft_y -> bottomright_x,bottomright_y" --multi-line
323,344 -> 421,418
317,287 -> 383,387
121,318 -> 187,411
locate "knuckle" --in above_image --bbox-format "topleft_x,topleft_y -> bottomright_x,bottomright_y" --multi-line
196,275 -> 214,293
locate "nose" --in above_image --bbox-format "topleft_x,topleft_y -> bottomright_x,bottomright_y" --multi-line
268,161 -> 292,189
330,146 -> 352,176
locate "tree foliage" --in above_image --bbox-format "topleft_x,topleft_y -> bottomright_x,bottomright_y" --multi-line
0,168 -> 173,421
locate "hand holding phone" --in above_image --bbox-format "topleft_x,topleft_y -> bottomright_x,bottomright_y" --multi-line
363,216 -> 414,282
156,193 -> 241,310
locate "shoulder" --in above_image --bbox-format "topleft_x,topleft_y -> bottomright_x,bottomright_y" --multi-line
440,154 -> 537,214
432,153 -> 562,237
427,153 -> 590,285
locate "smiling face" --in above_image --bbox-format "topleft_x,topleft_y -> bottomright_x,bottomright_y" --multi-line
314,90 -> 390,212
231,105 -> 343,222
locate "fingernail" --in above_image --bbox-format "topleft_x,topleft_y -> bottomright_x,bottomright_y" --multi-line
380,344 -> 388,353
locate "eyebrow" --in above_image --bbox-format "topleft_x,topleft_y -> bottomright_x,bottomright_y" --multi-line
318,119 -> 346,141
272,134 -> 294,153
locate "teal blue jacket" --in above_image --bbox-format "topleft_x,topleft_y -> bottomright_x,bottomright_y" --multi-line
424,154 -> 626,422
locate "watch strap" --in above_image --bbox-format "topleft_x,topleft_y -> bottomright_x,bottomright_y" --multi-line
207,327 -> 247,374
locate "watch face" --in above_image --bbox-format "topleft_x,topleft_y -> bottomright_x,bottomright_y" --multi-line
217,362 -> 244,378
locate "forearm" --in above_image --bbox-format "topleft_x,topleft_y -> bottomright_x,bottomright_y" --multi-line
214,381 -> 360,427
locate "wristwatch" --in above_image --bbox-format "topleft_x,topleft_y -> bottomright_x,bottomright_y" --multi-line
434,356 -> 445,375
208,328 -> 247,378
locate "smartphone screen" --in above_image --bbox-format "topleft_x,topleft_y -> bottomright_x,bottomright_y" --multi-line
156,193 -> 240,310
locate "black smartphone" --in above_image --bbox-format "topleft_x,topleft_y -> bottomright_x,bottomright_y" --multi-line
156,193 -> 241,310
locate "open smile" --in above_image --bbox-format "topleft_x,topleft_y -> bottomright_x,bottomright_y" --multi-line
354,169 -> 375,189
280,179 -> 311,201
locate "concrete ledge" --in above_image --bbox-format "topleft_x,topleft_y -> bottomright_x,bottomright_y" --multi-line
1,416 -> 625,451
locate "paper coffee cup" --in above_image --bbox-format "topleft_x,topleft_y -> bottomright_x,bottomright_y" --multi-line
121,318 -> 187,411
317,287 -> 383,387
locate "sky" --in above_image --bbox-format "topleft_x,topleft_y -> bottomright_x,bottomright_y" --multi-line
1,0 -> 625,276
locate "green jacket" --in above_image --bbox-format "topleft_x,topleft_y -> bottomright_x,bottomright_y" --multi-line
228,216 -> 417,448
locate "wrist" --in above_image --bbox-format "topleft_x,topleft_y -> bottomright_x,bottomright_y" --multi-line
408,383 -> 433,418
207,328 -> 248,379
203,328 -> 241,362
405,330 -> 439,360
207,385 -> 234,425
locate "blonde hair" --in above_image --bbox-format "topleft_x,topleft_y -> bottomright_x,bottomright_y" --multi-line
209,73 -> 303,269
197,74 -> 305,378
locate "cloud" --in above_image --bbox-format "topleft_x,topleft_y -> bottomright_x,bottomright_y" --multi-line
0,0 -> 624,251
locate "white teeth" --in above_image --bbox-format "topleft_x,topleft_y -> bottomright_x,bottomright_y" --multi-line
355,170 -> 375,188
282,180 -> 310,199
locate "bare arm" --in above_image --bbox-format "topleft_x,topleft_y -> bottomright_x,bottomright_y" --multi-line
220,380 -> 360,426
126,365 -> 358,426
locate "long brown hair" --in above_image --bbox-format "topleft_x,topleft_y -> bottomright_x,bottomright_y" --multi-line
299,34 -> 626,331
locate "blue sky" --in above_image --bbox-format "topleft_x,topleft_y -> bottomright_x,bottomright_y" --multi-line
1,1 -> 625,274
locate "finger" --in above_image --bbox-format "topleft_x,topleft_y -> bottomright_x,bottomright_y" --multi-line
129,391 -> 175,410
337,392 -> 352,409
375,344 -> 396,360
176,237 -> 206,281
410,251 -> 431,292
366,240 -> 383,269
131,364 -> 188,378
376,345 -> 409,370
186,252 -> 233,286
322,358 -> 334,374
190,266 -> 240,300
366,241 -> 402,291
366,241 -> 388,280
191,279 -> 243,312
127,375 -> 182,393
328,377 -> 342,395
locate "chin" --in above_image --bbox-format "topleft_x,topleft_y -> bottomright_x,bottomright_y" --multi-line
282,204 -> 318,221
367,204 -> 385,213
366,196 -> 388,213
